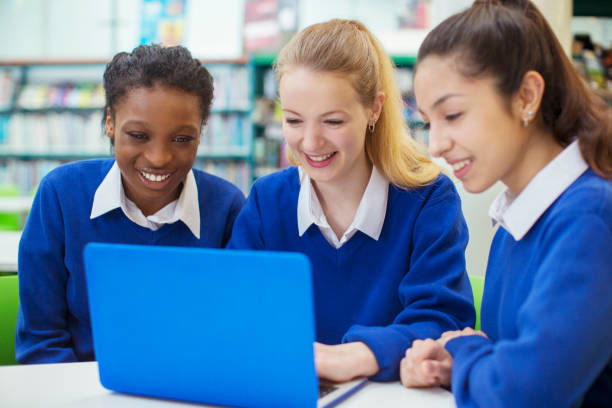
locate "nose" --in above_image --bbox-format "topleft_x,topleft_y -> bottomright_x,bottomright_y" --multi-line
427,125 -> 452,158
301,123 -> 325,152
144,140 -> 173,168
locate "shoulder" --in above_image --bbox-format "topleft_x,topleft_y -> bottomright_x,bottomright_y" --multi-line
192,168 -> 245,200
390,172 -> 460,207
551,169 -> 612,220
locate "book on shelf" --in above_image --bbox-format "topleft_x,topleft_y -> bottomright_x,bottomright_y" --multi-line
207,65 -> 250,111
0,70 -> 16,111
16,83 -> 105,110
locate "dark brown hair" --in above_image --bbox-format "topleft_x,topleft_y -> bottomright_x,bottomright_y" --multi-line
103,44 -> 214,125
416,0 -> 612,178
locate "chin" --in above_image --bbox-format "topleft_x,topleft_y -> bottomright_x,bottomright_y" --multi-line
462,180 -> 491,194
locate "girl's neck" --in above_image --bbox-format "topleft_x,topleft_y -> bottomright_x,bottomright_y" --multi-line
312,160 -> 373,240
503,127 -> 564,196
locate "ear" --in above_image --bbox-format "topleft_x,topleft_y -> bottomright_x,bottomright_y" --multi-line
514,70 -> 545,126
370,91 -> 385,124
104,110 -> 115,143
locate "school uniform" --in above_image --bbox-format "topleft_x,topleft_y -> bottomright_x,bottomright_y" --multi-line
228,166 -> 475,381
445,141 -> 612,408
16,158 -> 245,364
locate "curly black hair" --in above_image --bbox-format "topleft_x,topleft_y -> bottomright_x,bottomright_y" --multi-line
103,44 -> 214,127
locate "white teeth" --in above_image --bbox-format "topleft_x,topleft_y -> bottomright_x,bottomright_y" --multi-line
451,159 -> 472,171
141,171 -> 170,182
308,152 -> 334,162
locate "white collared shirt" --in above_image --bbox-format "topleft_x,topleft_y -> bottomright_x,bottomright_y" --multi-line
297,166 -> 389,248
90,162 -> 201,239
489,140 -> 588,241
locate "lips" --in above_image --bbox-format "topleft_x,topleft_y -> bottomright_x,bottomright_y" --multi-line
450,159 -> 472,172
446,158 -> 474,180
304,151 -> 337,168
307,152 -> 335,162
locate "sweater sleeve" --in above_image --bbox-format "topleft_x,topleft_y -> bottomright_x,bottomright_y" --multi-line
226,182 -> 265,250
344,178 -> 475,381
16,176 -> 78,363
445,214 -> 612,408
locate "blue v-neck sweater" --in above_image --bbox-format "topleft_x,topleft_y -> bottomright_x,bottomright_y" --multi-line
228,167 -> 475,381
16,158 -> 245,364
446,170 -> 612,408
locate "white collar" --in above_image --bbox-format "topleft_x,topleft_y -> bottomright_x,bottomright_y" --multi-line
90,162 -> 201,238
488,140 -> 588,241
297,165 -> 389,246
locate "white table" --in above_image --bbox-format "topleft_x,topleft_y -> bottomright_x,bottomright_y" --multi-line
0,362 -> 456,408
0,230 -> 21,272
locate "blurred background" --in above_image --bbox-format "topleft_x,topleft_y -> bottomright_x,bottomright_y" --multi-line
0,0 -> 610,277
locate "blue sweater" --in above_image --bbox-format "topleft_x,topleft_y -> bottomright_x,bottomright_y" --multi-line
16,158 -> 245,364
228,167 -> 475,381
446,170 -> 612,408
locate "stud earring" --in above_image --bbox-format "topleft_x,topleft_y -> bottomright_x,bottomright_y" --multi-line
522,110 -> 533,127
368,122 -> 376,134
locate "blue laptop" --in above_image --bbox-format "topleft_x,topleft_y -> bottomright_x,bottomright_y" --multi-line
83,243 -> 366,408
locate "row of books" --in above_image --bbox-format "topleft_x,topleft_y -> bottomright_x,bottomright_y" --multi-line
206,65 -> 251,110
16,83 -> 105,110
1,64 -> 251,112
0,71 -> 16,111
0,112 -> 253,154
194,159 -> 251,194
11,81 -> 251,112
0,112 -> 108,154
0,159 -> 62,195
202,114 -> 252,151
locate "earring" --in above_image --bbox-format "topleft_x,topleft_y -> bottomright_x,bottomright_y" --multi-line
522,110 -> 533,127
368,122 -> 376,134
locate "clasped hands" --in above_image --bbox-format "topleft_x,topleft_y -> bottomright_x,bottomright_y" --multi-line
400,327 -> 486,388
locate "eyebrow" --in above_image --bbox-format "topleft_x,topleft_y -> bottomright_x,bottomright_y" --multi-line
122,120 -> 199,133
282,109 -> 347,116
418,93 -> 464,116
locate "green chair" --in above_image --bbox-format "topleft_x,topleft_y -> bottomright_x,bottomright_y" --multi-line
468,274 -> 485,331
0,274 -> 19,365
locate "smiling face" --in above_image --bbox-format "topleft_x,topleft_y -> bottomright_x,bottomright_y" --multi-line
279,67 -> 378,190
414,55 -> 533,194
105,84 -> 202,215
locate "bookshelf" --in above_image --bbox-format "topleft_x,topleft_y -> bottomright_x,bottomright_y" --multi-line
249,54 -> 427,177
0,59 -> 255,197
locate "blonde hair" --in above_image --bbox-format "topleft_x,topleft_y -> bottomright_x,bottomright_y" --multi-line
274,19 -> 440,188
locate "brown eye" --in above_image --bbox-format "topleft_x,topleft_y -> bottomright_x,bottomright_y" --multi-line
446,113 -> 462,121
127,132 -> 147,140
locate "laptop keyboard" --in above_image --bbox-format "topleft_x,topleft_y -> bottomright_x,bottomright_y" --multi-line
319,383 -> 338,398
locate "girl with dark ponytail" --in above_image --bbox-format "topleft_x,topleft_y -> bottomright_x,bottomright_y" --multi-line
399,1 -> 612,407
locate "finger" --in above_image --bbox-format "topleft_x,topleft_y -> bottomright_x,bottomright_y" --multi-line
400,358 -> 412,387
400,354 -> 423,388
436,358 -> 453,386
420,360 -> 440,387
417,339 -> 442,360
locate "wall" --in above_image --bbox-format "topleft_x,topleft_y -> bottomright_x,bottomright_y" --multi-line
0,0 -> 243,59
